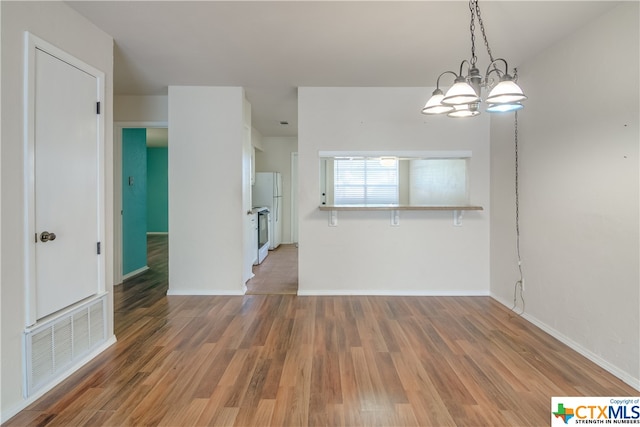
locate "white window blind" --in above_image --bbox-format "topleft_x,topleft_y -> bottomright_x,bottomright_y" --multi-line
409,158 -> 468,205
334,159 -> 399,205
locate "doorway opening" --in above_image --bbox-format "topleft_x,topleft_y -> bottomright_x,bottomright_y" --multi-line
115,122 -> 168,285
245,150 -> 298,295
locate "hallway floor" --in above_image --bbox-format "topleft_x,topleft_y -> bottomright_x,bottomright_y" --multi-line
246,244 -> 298,295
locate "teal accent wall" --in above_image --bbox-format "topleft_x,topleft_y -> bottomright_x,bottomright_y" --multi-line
147,147 -> 168,233
122,128 -> 147,275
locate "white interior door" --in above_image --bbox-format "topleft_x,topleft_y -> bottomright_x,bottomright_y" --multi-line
27,40 -> 104,324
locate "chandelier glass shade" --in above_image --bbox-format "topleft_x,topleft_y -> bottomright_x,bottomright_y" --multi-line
485,76 -> 527,104
442,76 -> 481,105
448,103 -> 481,118
485,102 -> 523,113
421,0 -> 526,117
421,88 -> 454,115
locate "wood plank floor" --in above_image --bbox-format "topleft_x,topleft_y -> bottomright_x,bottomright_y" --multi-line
5,235 -> 637,426
246,244 -> 298,295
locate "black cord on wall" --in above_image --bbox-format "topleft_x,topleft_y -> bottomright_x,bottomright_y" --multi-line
511,110 -> 526,315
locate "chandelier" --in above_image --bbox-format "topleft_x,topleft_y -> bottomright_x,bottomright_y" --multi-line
421,0 -> 527,118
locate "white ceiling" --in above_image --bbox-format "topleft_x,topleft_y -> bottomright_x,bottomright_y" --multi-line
67,1 -> 619,137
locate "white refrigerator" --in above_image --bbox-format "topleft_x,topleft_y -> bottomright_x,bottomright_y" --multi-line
253,172 -> 282,249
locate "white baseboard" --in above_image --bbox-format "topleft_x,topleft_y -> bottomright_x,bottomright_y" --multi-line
491,294 -> 640,391
297,289 -> 490,297
166,288 -> 245,296
1,335 -> 117,424
122,265 -> 149,280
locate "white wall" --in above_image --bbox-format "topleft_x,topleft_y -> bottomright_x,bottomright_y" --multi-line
168,86 -> 245,295
252,126 -> 263,151
114,95 -> 168,122
298,87 -> 490,295
0,1 -> 114,420
490,2 -> 639,388
255,137 -> 298,244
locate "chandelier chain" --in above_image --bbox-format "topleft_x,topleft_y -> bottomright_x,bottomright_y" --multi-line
474,0 -> 495,64
469,0 -> 477,67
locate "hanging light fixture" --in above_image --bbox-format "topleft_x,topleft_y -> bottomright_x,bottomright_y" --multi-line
421,0 -> 527,117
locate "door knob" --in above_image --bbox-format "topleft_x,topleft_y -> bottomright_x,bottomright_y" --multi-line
40,231 -> 56,242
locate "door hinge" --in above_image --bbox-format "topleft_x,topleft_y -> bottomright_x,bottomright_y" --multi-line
97,242 -> 101,255
96,102 -> 101,115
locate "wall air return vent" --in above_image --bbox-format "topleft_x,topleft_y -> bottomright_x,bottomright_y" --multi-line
24,294 -> 107,397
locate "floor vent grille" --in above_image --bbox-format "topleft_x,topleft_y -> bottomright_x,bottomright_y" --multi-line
24,295 -> 107,397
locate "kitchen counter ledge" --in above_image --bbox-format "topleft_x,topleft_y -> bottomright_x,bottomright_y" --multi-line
318,204 -> 483,211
